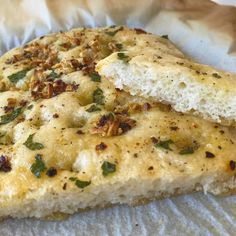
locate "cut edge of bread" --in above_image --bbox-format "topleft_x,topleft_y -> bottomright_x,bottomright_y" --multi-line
96,54 -> 236,126
40,184 -> 236,221
1,171 -> 236,220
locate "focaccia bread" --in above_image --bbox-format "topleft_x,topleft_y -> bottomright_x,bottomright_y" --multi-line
96,29 -> 236,126
0,26 -> 236,219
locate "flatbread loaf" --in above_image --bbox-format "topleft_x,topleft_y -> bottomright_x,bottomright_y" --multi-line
0,26 -> 235,219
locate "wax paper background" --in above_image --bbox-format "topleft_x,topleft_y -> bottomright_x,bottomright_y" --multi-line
0,0 -> 236,235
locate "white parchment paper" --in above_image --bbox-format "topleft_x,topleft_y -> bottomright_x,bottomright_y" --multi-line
0,0 -> 236,235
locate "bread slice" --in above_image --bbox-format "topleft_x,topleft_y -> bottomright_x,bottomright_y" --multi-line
96,33 -> 236,126
0,26 -> 236,219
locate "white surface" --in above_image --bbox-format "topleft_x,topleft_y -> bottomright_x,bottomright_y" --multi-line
0,0 -> 236,235
213,0 -> 236,6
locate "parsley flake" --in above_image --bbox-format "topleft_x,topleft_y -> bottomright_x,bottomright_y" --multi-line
86,104 -> 101,112
93,88 -> 105,105
155,139 -> 173,151
30,154 -> 46,178
48,70 -> 59,80
75,179 -> 91,188
27,104 -> 33,110
23,133 -> 44,150
117,52 -> 129,62
105,27 -> 123,36
0,107 -> 22,125
105,31 -> 117,36
8,69 -> 29,84
69,177 -> 77,181
69,177 -> 91,188
101,161 -> 116,176
89,72 -> 101,82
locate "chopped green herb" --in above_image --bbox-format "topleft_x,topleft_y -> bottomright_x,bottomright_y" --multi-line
86,104 -> 101,112
48,70 -> 59,80
101,161 -> 116,176
27,104 -> 33,110
8,69 -> 29,84
117,52 -> 129,62
89,72 -> 101,82
179,147 -> 194,155
105,27 -> 123,36
75,179 -> 91,188
0,107 -> 22,125
69,177 -> 77,181
93,88 -> 105,105
30,154 -> 46,178
69,177 -> 91,188
105,31 -> 117,36
115,43 -> 123,50
155,139 -> 173,151
23,133 -> 44,150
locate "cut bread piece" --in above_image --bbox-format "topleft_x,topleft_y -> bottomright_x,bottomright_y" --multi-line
96,40 -> 236,126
